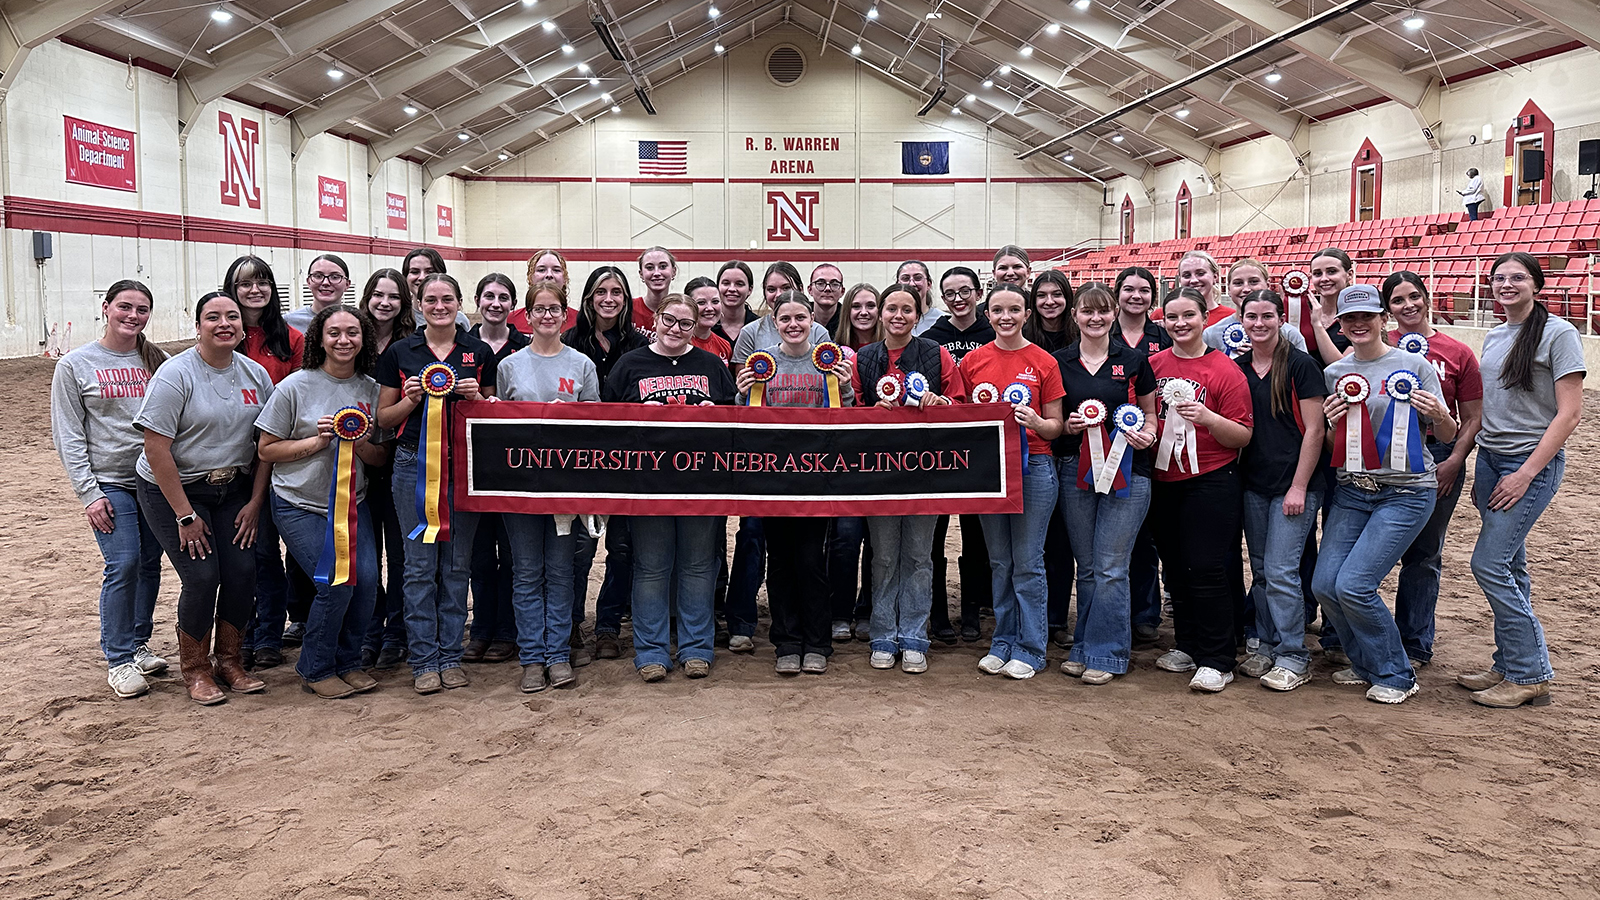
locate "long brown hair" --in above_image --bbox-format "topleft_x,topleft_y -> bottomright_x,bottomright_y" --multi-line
1242,289 -> 1294,418
358,268 -> 413,346
102,279 -> 167,375
1492,251 -> 1549,392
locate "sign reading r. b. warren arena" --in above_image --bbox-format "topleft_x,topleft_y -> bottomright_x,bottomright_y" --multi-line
452,402 -> 1023,517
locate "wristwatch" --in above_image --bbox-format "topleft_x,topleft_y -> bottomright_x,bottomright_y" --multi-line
177,513 -> 198,527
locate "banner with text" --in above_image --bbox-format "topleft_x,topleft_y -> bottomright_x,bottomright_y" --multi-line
64,116 -> 136,192
317,176 -> 347,221
453,402 -> 1022,517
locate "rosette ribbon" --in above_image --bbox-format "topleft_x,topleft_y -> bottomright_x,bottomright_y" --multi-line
1003,382 -> 1032,473
1281,269 -> 1317,347
1221,322 -> 1249,357
875,374 -> 903,405
410,362 -> 457,543
746,351 -> 777,407
317,406 -> 371,585
1376,370 -> 1426,473
1332,373 -> 1381,473
1098,404 -> 1144,496
1155,379 -> 1200,474
811,342 -> 843,408
1396,332 -> 1430,358
1074,399 -> 1109,492
970,382 -> 1000,404
903,371 -> 930,408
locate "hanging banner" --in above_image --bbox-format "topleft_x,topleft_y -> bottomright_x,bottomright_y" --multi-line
317,176 -> 347,221
436,204 -> 454,237
64,116 -> 136,192
386,192 -> 408,230
453,402 -> 1023,517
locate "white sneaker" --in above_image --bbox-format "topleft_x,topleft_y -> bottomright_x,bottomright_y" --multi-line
1366,683 -> 1420,704
1081,669 -> 1114,685
1331,667 -> 1369,686
1156,649 -> 1197,672
1000,660 -> 1036,680
901,650 -> 927,674
977,654 -> 1006,675
1060,659 -> 1086,677
1188,667 -> 1233,692
133,643 -> 168,675
108,662 -> 149,699
869,650 -> 896,669
1237,653 -> 1273,678
1260,666 -> 1311,692
728,635 -> 754,653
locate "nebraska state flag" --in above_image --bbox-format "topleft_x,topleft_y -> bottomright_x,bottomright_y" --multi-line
902,141 -> 949,175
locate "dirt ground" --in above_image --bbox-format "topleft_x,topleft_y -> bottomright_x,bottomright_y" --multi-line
2,350 -> 1597,899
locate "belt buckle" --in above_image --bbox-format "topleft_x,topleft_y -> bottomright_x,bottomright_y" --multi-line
206,468 -> 237,485
1349,473 -> 1380,493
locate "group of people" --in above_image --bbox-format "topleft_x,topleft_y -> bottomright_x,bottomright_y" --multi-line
51,240 -> 1582,709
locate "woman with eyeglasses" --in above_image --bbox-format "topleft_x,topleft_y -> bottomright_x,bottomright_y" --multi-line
1458,253 -> 1583,708
924,266 -> 995,643
462,274 -> 530,666
284,254 -> 351,334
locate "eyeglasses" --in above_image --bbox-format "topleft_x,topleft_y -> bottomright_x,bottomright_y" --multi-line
942,286 -> 976,301
657,312 -> 696,332
235,279 -> 272,291
529,305 -> 566,319
308,272 -> 348,284
1490,273 -> 1531,284
811,279 -> 844,290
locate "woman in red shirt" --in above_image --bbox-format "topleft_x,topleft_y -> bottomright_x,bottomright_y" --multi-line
1149,290 -> 1254,693
959,284 -> 1064,680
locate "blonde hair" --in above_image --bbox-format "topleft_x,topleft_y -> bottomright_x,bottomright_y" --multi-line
1179,249 -> 1219,277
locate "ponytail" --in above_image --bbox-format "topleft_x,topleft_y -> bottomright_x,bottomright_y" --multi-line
1492,251 -> 1548,392
135,333 -> 168,377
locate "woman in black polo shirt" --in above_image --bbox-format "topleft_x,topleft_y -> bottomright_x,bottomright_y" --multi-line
375,273 -> 497,696
1110,266 -> 1170,644
1052,283 -> 1157,684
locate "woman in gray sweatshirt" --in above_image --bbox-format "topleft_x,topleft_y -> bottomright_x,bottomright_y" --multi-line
51,280 -> 171,699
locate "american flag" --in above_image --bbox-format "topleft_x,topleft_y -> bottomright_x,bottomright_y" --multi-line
639,140 -> 688,175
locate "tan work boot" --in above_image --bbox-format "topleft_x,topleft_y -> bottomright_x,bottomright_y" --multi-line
177,626 -> 225,706
1471,680 -> 1551,709
212,619 -> 266,694
1455,669 -> 1505,691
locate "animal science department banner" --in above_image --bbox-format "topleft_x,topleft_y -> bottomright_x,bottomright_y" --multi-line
453,402 -> 1023,517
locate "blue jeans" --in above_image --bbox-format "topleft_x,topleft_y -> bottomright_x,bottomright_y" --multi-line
1394,441 -> 1466,663
91,484 -> 163,667
272,496 -> 377,682
249,488 -> 292,650
865,515 -> 937,654
1466,202 -> 1480,221
1057,461 -> 1151,675
725,516 -> 764,637
1312,482 -> 1434,691
979,455 -> 1057,671
1243,488 -> 1323,674
1471,448 -> 1563,685
630,516 -> 720,670
393,445 -> 478,675
501,514 -> 577,666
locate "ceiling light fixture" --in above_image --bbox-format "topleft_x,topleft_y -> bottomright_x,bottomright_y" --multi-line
327,68 -> 343,79
867,6 -> 879,19
1064,150 -> 1074,161
522,0 -> 537,6
714,42 -> 725,53
1075,0 -> 1091,10
1045,23 -> 1060,35
1111,132 -> 1124,142
578,62 -> 590,73
1265,67 -> 1282,83
611,105 -> 621,114
1019,45 -> 1033,56
457,132 -> 470,141
1403,13 -> 1424,29
210,9 -> 233,23
601,91 -> 612,101
542,21 -> 556,32
499,152 -> 511,160
709,5 -> 720,18
560,43 -> 573,53
951,107 -> 962,115
589,76 -> 599,85
851,43 -> 862,55
402,104 -> 418,115
1175,104 -> 1190,118
999,64 -> 1012,75
982,79 -> 993,88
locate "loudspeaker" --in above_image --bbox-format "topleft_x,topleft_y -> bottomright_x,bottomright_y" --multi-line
1580,140 -> 1600,176
31,231 -> 51,261
1522,147 -> 1545,182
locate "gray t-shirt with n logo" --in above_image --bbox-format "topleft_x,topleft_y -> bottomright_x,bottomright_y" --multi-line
135,348 -> 274,483
255,368 -> 382,514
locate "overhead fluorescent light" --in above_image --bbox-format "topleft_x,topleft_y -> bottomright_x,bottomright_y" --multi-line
916,84 -> 947,117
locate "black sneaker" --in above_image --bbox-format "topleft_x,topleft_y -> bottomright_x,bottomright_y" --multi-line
374,645 -> 406,669
282,622 -> 306,646
934,626 -> 959,646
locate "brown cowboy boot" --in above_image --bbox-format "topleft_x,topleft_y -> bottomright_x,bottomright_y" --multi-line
212,619 -> 266,694
177,626 -> 225,705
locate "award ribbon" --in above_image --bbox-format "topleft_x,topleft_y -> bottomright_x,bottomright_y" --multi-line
903,371 -> 930,408
410,362 -> 457,543
1377,370 -> 1426,472
811,342 -> 843,408
1282,269 -> 1317,348
1396,332 -> 1430,358
1221,322 -> 1249,357
970,382 -> 1000,404
746,351 -> 777,407
1332,373 -> 1381,473
875,373 -> 903,405
1075,399 -> 1109,493
1097,404 -> 1145,496
1155,379 -> 1200,474
317,407 -> 371,585
1003,382 -> 1032,473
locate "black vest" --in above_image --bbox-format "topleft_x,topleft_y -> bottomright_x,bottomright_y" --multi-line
856,337 -> 944,405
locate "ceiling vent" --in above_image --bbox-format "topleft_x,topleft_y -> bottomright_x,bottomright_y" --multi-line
766,44 -> 806,86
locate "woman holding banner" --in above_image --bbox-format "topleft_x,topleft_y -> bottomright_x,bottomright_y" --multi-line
959,283 -> 1065,680
1052,283 -> 1157,686
735,290 -> 856,675
255,305 -> 385,699
852,284 -> 965,673
376,273 -> 497,696
497,279 -> 602,692
1314,284 -> 1453,705
606,294 -> 737,681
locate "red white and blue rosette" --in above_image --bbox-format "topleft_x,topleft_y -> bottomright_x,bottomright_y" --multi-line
420,362 -> 457,397
875,373 -> 903,404
903,371 -> 930,407
1003,382 -> 1033,472
1155,378 -> 1199,474
746,350 -> 777,406
1221,321 -> 1249,356
1280,268 -> 1316,346
810,342 -> 844,407
1377,369 -> 1426,472
1075,399 -> 1110,493
333,406 -> 373,442
411,364 -> 457,542
971,382 -> 1001,404
1396,332 -> 1430,358
318,406 -> 372,586
1332,372 -> 1380,473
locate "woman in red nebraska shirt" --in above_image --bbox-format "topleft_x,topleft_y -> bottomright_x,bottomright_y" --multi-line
958,283 -> 1065,680
1382,270 -> 1483,665
1148,290 -> 1254,693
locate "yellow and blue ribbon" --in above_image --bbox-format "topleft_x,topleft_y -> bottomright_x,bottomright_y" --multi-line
746,351 -> 777,407
317,406 -> 372,586
411,362 -> 456,542
812,342 -> 843,408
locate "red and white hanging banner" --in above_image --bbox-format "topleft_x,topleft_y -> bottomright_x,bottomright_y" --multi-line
386,192 -> 408,230
64,116 -> 136,192
317,176 -> 347,221
436,204 -> 454,237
